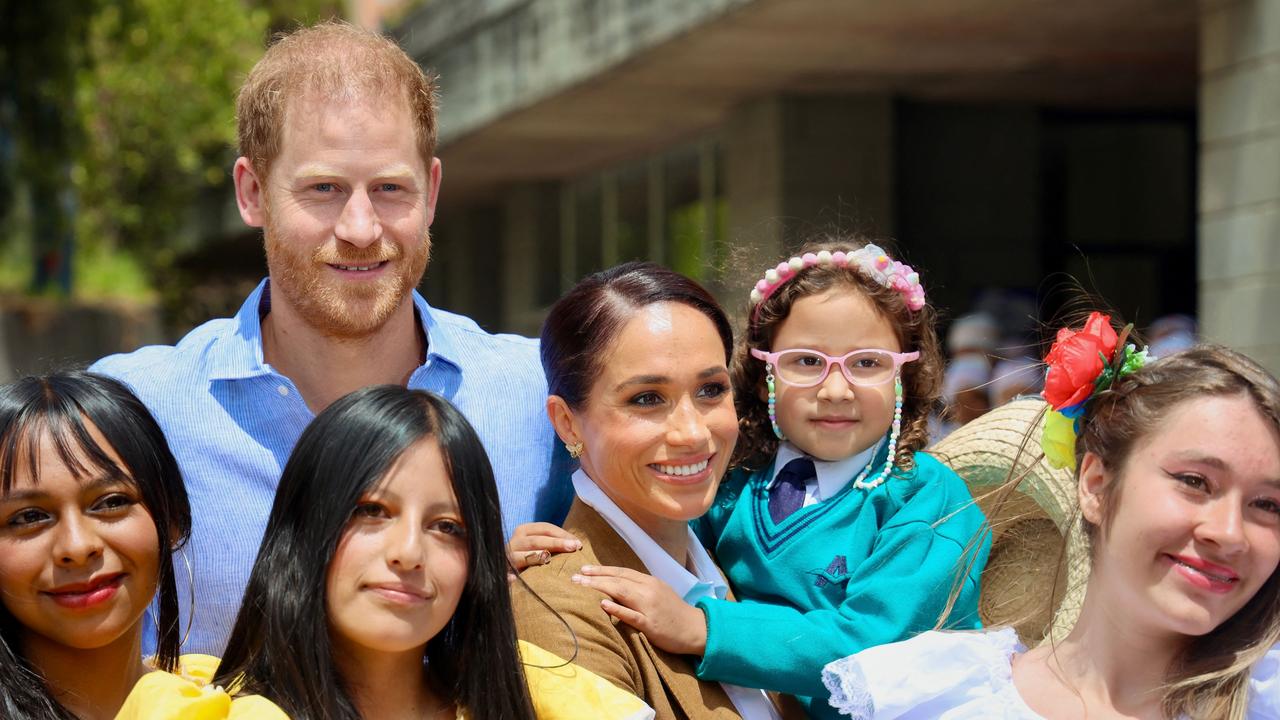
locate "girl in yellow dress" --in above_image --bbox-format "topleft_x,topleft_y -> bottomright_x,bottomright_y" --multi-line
212,385 -> 652,720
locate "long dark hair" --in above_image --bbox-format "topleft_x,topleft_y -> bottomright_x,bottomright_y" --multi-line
0,371 -> 192,720
215,386 -> 535,720
541,260 -> 734,409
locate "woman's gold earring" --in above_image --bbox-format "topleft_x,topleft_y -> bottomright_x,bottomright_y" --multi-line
566,442 -> 584,459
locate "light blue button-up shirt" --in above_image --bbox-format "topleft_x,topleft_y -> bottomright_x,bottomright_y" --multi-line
92,280 -> 573,655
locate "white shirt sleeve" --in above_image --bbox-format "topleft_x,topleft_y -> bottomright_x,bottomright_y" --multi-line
821,629 -> 1028,720
1250,644 -> 1280,720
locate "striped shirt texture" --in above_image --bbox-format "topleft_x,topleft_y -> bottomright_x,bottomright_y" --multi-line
92,279 -> 573,655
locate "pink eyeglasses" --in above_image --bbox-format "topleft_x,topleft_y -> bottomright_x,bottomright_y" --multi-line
750,347 -> 920,388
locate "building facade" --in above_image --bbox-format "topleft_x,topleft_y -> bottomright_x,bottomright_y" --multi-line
395,0 -> 1273,370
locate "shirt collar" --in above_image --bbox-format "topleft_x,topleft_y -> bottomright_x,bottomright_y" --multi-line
410,290 -> 462,373
208,279 -> 454,381
571,469 -> 728,604
769,437 -> 884,501
208,279 -> 272,381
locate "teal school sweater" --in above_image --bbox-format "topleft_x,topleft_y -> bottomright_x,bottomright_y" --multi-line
692,446 -> 991,719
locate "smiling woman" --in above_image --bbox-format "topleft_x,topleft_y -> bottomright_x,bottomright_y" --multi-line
821,342 -> 1280,720
512,262 -> 787,720
0,372 -> 191,720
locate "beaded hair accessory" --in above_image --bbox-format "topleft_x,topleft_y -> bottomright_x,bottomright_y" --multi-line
1040,312 -> 1151,470
748,244 -> 926,321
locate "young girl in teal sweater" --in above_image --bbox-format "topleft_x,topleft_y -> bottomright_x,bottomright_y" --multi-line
572,239 -> 991,718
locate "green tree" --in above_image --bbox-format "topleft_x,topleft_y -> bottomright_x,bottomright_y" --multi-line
72,0 -> 270,296
0,0 -> 96,295
2,0 -> 344,299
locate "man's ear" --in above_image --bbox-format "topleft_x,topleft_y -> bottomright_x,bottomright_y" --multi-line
234,156 -> 267,228
424,157 -> 443,228
1077,451 -> 1108,527
546,395 -> 582,449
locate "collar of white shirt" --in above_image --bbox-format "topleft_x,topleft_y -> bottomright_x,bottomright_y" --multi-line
768,437 -> 884,503
571,469 -> 727,604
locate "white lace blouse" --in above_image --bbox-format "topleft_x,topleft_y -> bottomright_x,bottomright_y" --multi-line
821,629 -> 1280,719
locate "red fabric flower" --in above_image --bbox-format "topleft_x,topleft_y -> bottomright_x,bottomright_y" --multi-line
1043,312 -> 1119,410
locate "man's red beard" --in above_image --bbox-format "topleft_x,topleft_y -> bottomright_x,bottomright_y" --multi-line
263,217 -> 431,340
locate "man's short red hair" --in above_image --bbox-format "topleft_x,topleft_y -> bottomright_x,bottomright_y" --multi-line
236,21 -> 438,179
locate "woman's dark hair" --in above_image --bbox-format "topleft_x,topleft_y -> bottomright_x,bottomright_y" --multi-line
0,371 -> 192,720
733,237 -> 944,470
215,386 -> 535,720
541,261 -> 734,409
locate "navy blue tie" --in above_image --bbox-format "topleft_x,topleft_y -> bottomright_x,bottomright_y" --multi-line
769,457 -> 815,524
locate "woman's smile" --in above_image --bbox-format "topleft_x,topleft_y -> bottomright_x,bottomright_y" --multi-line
1164,553 -> 1240,595
41,572 -> 128,610
647,453 -> 716,485
568,302 -> 738,534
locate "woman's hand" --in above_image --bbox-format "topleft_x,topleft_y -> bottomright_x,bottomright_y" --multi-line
507,522 -> 582,574
572,565 -> 708,656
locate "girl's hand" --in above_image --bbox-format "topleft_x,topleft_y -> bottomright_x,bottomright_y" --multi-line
507,522 -> 582,574
572,564 -> 708,656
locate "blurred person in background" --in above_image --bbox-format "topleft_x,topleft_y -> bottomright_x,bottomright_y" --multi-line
946,312 -> 1000,364
989,353 -> 1045,407
1148,314 -> 1198,359
937,355 -> 992,439
934,312 -> 1000,438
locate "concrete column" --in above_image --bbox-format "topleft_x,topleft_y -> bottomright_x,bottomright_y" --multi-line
722,95 -> 894,299
501,182 -> 562,336
1199,0 -> 1280,373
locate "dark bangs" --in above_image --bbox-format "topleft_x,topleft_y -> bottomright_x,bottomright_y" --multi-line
0,390 -> 131,497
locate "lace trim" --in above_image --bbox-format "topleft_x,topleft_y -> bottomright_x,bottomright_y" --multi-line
985,629 -> 1023,679
822,655 -> 874,719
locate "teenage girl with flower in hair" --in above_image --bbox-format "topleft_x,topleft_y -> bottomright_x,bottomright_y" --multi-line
569,240 -> 991,718
822,315 -> 1280,720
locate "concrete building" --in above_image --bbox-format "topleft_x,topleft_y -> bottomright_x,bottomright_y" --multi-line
394,1 -> 1274,370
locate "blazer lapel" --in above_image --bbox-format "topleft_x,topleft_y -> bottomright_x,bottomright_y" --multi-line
567,504 -> 742,719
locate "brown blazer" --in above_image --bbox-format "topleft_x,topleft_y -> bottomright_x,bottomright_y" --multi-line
512,499 -> 743,720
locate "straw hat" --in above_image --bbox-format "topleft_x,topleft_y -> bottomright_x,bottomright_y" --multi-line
929,398 -> 1089,645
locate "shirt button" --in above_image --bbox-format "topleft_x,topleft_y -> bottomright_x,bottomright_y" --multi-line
277,385 -> 289,397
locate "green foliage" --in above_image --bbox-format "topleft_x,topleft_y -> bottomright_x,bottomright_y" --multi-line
0,0 -> 94,295
667,198 -> 727,282
72,0 -> 270,288
257,0 -> 345,33
2,0 -> 347,302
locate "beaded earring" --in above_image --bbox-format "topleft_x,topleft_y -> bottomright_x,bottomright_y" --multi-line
852,374 -> 904,491
765,364 -> 785,440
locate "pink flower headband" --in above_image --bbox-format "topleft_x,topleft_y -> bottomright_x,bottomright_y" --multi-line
748,245 -> 927,320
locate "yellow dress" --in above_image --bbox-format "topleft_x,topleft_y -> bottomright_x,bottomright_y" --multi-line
115,655 -> 287,720
518,640 -> 653,720
116,644 -> 650,719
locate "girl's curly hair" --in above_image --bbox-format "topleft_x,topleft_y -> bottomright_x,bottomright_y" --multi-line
731,237 -> 944,471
